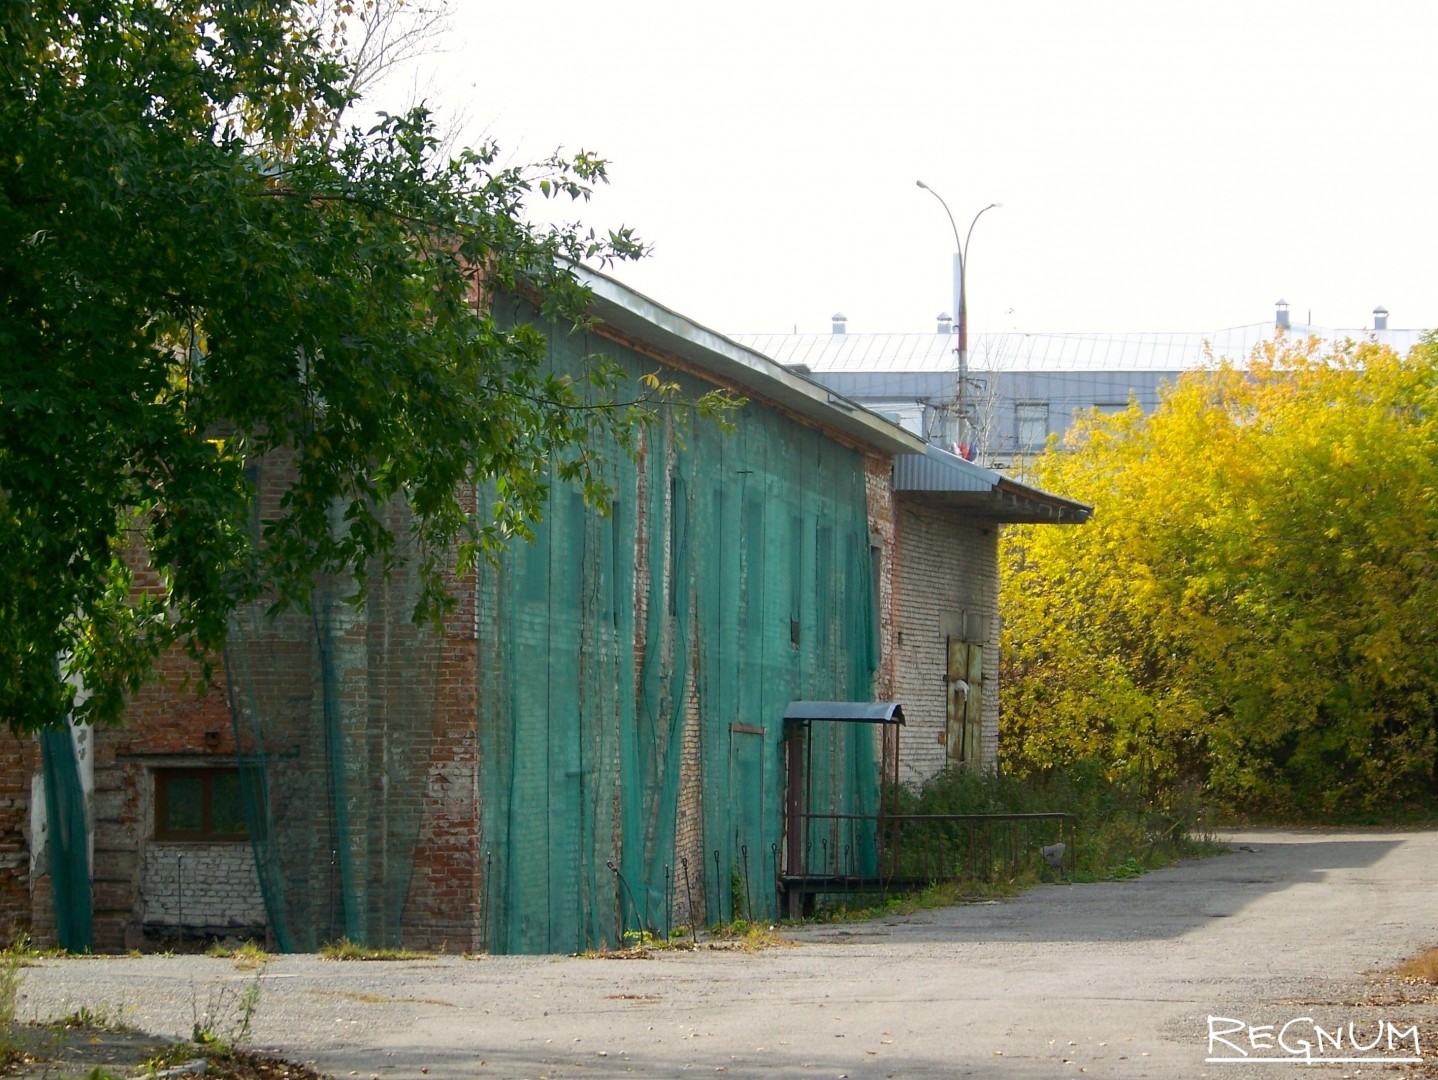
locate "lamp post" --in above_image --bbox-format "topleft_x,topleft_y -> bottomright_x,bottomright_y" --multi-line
916,181 -> 1001,449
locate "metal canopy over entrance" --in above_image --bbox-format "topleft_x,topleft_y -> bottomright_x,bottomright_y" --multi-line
782,701 -> 905,725
781,700 -> 904,918
780,699 -> 1074,918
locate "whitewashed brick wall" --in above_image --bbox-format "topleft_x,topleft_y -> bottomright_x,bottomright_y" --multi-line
141,843 -> 267,929
892,502 -> 1000,787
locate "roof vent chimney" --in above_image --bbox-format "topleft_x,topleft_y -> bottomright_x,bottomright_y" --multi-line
831,312 -> 847,335
1373,305 -> 1389,331
1275,299 -> 1290,330
936,312 -> 953,335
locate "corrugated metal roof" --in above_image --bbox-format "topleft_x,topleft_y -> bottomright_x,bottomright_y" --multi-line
894,444 -> 996,495
741,332 -> 958,372
733,325 -> 1429,375
892,446 -> 1092,524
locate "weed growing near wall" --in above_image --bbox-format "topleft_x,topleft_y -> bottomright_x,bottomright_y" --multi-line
890,760 -> 1220,883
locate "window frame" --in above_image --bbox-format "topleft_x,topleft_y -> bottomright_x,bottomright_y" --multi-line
1015,401 -> 1050,452
152,767 -> 252,843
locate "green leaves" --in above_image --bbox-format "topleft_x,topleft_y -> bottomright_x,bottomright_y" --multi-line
1001,337 -> 1438,815
0,0 -> 687,734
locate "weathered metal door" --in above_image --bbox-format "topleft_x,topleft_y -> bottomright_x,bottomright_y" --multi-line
946,638 -> 984,766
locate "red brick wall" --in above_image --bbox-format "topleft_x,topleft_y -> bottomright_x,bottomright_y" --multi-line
0,733 -> 36,944
56,447 -> 487,954
222,464 -> 482,953
0,662 -> 239,953
93,647 -> 235,951
402,483 -> 481,952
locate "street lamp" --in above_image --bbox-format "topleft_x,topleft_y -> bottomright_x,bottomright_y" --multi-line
916,180 -> 1001,447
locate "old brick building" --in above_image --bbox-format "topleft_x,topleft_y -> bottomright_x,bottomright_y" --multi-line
889,447 -> 1088,784
0,270 -> 1086,954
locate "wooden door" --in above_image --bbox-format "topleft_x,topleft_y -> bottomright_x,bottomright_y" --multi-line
946,638 -> 984,766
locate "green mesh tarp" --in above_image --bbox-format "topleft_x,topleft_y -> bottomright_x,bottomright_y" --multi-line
223,298 -> 881,954
481,304 -> 881,953
226,499 -> 441,952
40,725 -> 92,952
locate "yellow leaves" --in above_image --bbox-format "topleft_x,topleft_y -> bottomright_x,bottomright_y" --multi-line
1001,334 -> 1438,812
638,370 -> 680,396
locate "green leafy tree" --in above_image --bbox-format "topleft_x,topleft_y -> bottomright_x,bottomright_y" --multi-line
1001,336 -> 1438,815
0,2 -> 707,733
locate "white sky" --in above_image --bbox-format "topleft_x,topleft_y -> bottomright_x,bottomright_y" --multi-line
374,0 -> 1438,336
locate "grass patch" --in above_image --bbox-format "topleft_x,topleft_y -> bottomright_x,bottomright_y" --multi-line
317,939 -> 436,961
55,1004 -> 136,1033
579,922 -> 788,958
1396,946 -> 1438,984
142,1040 -> 209,1073
0,933 -> 34,1069
623,927 -> 696,951
580,927 -> 700,959
0,940 -> 27,1025
705,920 -> 792,952
204,940 -> 271,970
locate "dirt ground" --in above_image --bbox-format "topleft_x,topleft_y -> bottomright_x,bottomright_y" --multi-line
11,828 -> 1438,1079
1,1024 -> 326,1080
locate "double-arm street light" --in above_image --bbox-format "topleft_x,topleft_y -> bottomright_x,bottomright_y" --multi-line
916,180 -> 1001,447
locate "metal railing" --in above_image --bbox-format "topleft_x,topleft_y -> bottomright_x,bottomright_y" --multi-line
785,810 -> 1074,890
884,811 -> 1074,881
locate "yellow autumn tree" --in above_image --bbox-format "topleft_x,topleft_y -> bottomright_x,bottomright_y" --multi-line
1001,335 -> 1438,815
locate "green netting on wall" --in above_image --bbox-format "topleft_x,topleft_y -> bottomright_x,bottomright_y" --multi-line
481,301 -> 880,953
686,395 -> 881,924
477,471 -> 633,954
225,499 -> 441,952
220,296 -> 882,955
40,725 -> 92,952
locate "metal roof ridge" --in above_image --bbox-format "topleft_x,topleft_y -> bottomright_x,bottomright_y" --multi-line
574,266 -> 927,457
732,320 -> 1431,338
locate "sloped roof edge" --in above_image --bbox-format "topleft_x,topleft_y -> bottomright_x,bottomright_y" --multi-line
894,445 -> 1091,524
576,267 -> 926,457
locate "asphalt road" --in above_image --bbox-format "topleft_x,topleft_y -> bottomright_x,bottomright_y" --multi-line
16,829 -> 1438,1079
